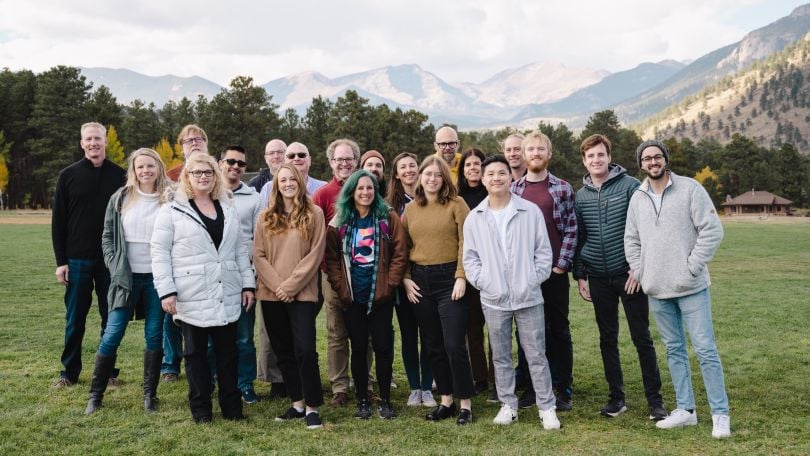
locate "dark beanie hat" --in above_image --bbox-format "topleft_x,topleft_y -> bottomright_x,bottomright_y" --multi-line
635,140 -> 669,167
360,150 -> 385,168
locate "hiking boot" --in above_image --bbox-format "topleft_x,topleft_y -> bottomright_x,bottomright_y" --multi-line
330,392 -> 348,407
600,398 -> 627,418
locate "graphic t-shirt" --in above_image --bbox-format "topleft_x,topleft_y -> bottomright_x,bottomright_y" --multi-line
349,215 -> 375,304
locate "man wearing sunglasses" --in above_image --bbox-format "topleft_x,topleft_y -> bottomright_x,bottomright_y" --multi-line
434,126 -> 462,184
258,142 -> 326,209
217,145 -> 262,404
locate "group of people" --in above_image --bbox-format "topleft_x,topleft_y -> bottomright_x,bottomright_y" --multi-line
50,120 -> 731,438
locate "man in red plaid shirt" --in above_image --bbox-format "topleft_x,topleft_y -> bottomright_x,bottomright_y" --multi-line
510,130 -> 577,411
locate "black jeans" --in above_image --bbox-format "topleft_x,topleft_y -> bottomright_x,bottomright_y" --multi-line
411,262 -> 475,400
181,321 -> 242,422
542,271 -> 573,394
465,284 -> 494,385
589,273 -> 663,406
262,300 -> 324,407
344,300 -> 394,401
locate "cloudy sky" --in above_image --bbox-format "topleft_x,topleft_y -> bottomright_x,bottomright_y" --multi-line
0,0 -> 806,85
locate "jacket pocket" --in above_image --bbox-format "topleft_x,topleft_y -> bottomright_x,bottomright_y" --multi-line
173,264 -> 206,302
223,260 -> 242,297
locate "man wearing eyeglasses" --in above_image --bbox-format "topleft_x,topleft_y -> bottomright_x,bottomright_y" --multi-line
434,126 -> 462,183
217,145 -> 262,404
312,138 -> 362,407
258,142 -> 326,209
161,124 -> 210,383
572,134 -> 667,422
625,140 -> 729,438
167,125 -> 209,182
249,139 -> 287,193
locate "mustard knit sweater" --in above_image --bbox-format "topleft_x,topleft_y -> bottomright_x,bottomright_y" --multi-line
402,196 -> 469,279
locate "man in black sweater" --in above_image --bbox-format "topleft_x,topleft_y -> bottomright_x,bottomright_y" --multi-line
52,122 -> 126,387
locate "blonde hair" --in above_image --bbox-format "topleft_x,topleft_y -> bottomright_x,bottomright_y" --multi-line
260,164 -> 316,241
121,148 -> 169,212
180,154 -> 225,200
176,124 -> 208,145
521,131 -> 552,153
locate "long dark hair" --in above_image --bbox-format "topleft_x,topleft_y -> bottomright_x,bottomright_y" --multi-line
386,152 -> 418,214
457,148 -> 486,196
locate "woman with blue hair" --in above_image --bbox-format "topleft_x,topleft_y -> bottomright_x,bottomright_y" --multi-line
325,170 -> 408,420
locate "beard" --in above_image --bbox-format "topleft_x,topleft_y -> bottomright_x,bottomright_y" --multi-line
647,166 -> 666,180
527,160 -> 548,173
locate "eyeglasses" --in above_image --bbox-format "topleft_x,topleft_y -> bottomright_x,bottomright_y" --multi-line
265,150 -> 285,156
286,152 -> 308,159
436,141 -> 459,149
181,137 -> 206,145
189,170 -> 215,178
640,154 -> 665,164
223,158 -> 247,168
331,157 -> 356,164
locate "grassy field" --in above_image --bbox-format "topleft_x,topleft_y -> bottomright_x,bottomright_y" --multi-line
0,218 -> 808,455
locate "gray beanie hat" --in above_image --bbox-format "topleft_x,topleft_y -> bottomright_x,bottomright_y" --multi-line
635,140 -> 669,167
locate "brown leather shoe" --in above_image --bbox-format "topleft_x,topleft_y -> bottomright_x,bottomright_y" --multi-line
107,377 -> 123,387
161,373 -> 179,383
330,392 -> 349,407
52,377 -> 74,388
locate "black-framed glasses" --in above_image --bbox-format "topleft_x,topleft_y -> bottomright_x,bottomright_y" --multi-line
181,136 -> 206,145
436,141 -> 459,149
640,154 -> 665,163
189,169 -> 214,178
331,157 -> 356,164
286,152 -> 307,159
223,158 -> 247,168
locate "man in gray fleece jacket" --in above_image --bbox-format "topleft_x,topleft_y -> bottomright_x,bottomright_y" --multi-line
624,140 -> 730,439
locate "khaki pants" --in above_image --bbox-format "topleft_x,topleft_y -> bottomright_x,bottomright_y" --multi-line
323,274 -> 375,394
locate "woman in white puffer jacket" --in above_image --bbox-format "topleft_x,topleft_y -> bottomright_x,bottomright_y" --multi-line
151,153 -> 255,424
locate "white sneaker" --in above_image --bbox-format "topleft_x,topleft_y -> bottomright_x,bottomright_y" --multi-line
407,390 -> 421,406
493,404 -> 518,425
712,414 -> 731,438
656,408 -> 698,429
539,407 -> 560,430
421,390 -> 437,407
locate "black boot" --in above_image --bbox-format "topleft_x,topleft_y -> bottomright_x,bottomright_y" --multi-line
143,350 -> 163,412
85,353 -> 116,415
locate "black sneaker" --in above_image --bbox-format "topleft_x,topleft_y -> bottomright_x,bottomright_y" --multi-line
305,412 -> 323,429
556,394 -> 573,412
355,398 -> 372,419
377,400 -> 397,420
241,388 -> 260,404
600,399 -> 627,417
275,406 -> 306,421
648,404 -> 668,421
518,389 -> 536,409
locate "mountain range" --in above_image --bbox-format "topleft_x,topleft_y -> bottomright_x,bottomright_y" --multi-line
78,4 -> 810,131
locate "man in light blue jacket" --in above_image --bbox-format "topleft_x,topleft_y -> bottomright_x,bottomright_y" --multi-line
463,155 -> 560,430
625,140 -> 730,439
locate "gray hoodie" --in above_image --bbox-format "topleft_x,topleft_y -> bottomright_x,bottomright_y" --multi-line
624,171 -> 723,299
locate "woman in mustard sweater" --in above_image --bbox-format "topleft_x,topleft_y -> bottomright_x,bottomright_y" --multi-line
402,155 -> 475,425
254,164 -> 326,430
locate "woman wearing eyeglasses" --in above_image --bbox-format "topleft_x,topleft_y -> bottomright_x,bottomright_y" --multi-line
402,155 -> 475,425
254,164 -> 326,430
151,153 -> 255,424
325,170 -> 407,420
84,148 -> 170,416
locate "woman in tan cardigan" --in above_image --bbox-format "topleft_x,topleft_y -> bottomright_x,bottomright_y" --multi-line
253,164 -> 326,430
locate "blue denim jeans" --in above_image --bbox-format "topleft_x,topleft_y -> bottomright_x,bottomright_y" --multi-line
98,273 -> 164,356
208,306 -> 257,391
161,313 -> 183,375
60,258 -> 111,382
649,288 -> 729,415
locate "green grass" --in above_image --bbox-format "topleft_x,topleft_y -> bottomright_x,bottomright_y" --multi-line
0,221 -> 808,455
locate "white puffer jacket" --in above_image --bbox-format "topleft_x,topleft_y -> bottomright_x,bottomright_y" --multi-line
151,186 -> 255,328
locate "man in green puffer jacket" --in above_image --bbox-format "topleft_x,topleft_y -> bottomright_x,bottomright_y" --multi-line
572,134 -> 667,422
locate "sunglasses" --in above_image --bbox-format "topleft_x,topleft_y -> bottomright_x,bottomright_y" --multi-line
223,158 -> 247,168
286,152 -> 308,159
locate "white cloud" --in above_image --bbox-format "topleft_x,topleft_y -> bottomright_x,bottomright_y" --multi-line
0,0 -> 803,85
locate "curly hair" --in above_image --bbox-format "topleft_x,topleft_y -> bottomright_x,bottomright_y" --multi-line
179,153 -> 225,200
260,164 -> 316,241
333,170 -> 390,226
414,155 -> 457,207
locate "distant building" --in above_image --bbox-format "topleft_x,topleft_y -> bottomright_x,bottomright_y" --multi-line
721,190 -> 793,216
